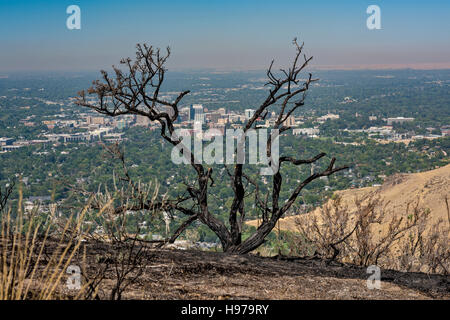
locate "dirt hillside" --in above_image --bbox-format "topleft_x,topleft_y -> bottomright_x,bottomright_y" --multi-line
248,164 -> 450,233
76,244 -> 450,299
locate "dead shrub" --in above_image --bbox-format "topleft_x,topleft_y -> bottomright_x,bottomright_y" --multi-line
293,193 -> 449,274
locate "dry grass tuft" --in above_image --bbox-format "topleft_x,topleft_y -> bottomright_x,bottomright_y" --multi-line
0,186 -> 93,300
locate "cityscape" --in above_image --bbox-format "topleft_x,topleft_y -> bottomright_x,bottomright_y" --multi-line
0,0 -> 449,304
2,97 -> 448,153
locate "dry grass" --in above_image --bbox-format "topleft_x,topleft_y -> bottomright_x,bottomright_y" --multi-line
0,187 -> 92,300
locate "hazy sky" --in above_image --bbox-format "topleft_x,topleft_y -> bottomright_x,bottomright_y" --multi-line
1,0 -> 449,71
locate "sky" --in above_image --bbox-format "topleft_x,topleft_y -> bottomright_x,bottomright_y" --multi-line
0,0 -> 449,71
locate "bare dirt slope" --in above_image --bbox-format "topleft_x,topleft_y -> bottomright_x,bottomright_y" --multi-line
78,244 -> 449,300
249,164 -> 450,233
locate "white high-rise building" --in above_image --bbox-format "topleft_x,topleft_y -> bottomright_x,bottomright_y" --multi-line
193,104 -> 204,124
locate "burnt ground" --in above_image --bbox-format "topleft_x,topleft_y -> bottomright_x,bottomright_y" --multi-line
66,241 -> 449,300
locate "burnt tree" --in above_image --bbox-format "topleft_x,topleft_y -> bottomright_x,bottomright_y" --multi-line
76,39 -> 347,254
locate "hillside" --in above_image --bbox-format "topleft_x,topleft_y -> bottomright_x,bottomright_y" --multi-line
248,164 -> 450,233
55,242 -> 450,299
